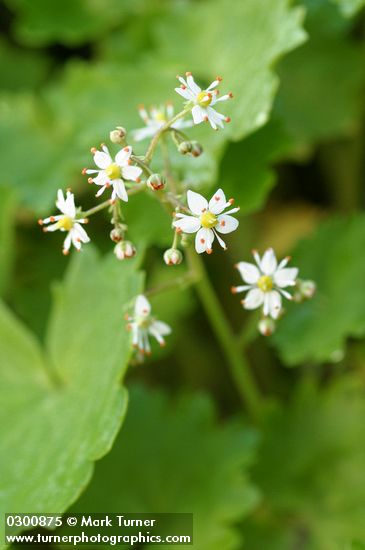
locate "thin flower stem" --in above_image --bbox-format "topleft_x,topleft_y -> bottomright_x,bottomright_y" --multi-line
81,184 -> 145,218
144,108 -> 191,164
131,155 -> 154,176
187,248 -> 263,422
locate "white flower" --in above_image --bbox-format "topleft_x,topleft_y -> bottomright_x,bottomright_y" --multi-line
126,295 -> 171,356
173,189 -> 239,254
84,145 -> 142,202
232,249 -> 299,319
132,103 -> 193,141
38,189 -> 90,255
175,72 -> 232,130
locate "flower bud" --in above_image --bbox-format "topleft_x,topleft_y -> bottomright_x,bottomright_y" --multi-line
147,173 -> 165,191
163,248 -> 183,266
110,126 -> 127,144
110,227 -> 124,242
258,317 -> 276,337
293,279 -> 317,302
178,141 -> 192,155
300,279 -> 316,299
190,141 -> 203,157
114,240 -> 136,260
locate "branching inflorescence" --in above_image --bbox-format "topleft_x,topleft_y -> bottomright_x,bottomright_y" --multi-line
39,71 -> 315,382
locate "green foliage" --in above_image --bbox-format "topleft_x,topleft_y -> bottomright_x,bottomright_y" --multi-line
243,377 -> 365,550
274,0 -> 365,148
71,384 -> 259,549
0,248 -> 142,547
273,214 -> 365,365
0,187 -> 17,296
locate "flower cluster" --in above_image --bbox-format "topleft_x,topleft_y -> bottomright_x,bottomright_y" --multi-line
39,71 -> 315,362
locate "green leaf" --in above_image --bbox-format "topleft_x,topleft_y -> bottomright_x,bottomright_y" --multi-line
0,38 -> 50,91
153,0 -> 307,141
0,187 -> 17,296
243,377 -> 365,550
331,0 -> 365,16
274,0 -> 365,147
219,120 -> 292,215
5,0 -> 127,46
70,384 -> 259,550
0,248 -> 143,547
272,214 -> 365,365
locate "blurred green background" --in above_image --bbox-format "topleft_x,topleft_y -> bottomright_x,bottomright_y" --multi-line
1,0 -> 365,549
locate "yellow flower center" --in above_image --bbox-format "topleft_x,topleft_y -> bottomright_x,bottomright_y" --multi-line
200,211 -> 217,229
154,111 -> 166,122
57,216 -> 74,231
105,163 -> 121,180
197,91 -> 212,107
257,275 -> 273,292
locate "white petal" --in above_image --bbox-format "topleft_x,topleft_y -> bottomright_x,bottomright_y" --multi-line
93,171 -> 108,186
175,87 -> 194,100
274,268 -> 298,288
195,227 -> 214,254
121,165 -> 142,181
186,74 -> 201,95
95,185 -> 107,198
63,233 -> 72,252
191,105 -> 205,125
216,214 -> 239,234
135,295 -> 151,317
94,150 -> 112,169
260,248 -> 277,275
113,179 -> 128,202
243,288 -> 264,310
55,189 -> 66,213
236,262 -> 260,284
187,190 -> 208,215
173,215 -> 201,234
206,106 -> 225,128
64,191 -> 76,218
73,223 -> 90,243
263,294 -> 270,316
213,230 -> 226,249
132,127 -> 155,141
150,320 -> 171,336
268,291 -> 282,319
208,188 -> 227,214
115,146 -> 132,166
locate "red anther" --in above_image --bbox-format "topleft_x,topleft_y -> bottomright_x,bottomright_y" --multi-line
50,216 -> 55,222
160,342 -> 166,347
81,168 -> 87,175
84,218 -> 89,224
63,249 -> 69,256
225,117 -> 231,123
176,227 -> 182,234
221,220 -> 226,227
42,227 -> 48,233
128,159 -> 132,165
126,324 -> 132,331
38,219 -> 44,226
123,146 -> 129,151
109,199 -> 116,205
200,238 -> 205,244
215,90 -> 220,95
216,76 -> 222,81
88,177 -> 93,184
228,92 -> 233,98
90,147 -> 97,154
240,299 -> 245,305
181,85 -> 187,90
136,177 -> 141,183
66,187 -> 72,192
105,182 -> 111,188
207,248 -> 213,255
204,116 -> 209,122
207,92 -> 212,97
214,195 -> 220,201
143,308 -> 148,314
186,71 -> 192,76
229,198 -> 234,204
231,287 -> 237,294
